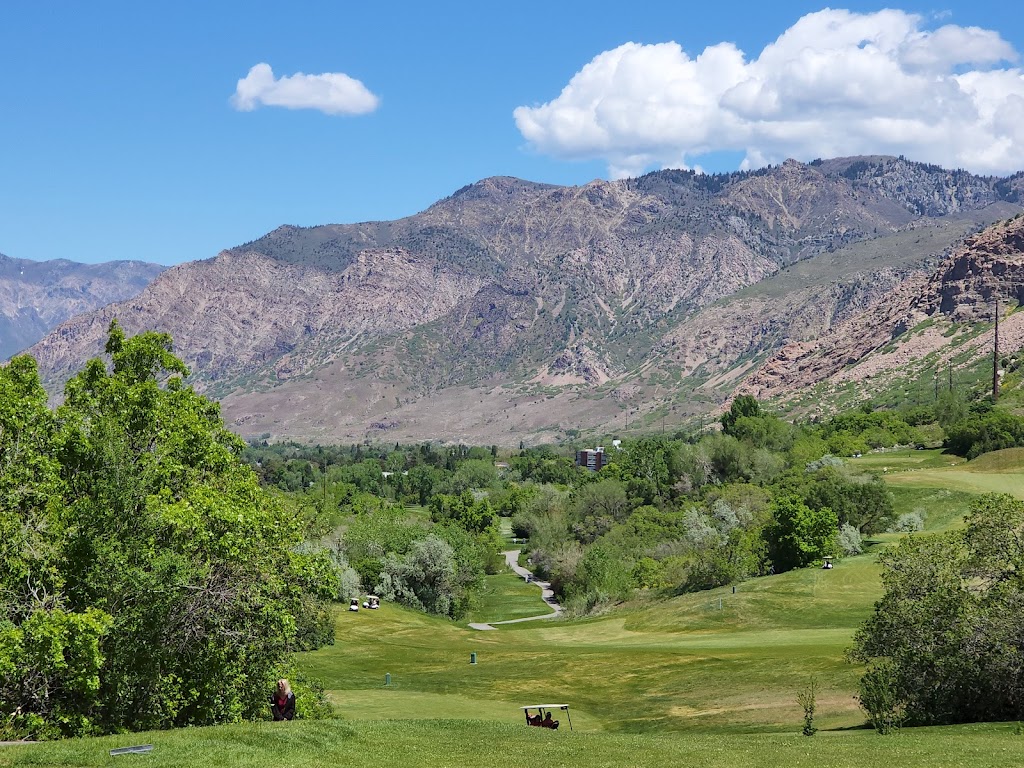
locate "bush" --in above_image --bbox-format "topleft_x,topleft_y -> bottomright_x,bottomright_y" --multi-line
374,535 -> 460,618
289,673 -> 335,720
945,410 -> 1024,458
838,523 -> 863,555
797,678 -> 819,736
857,660 -> 905,734
890,511 -> 925,532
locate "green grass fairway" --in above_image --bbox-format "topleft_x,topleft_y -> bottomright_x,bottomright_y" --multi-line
882,468 -> 1024,498
849,448 -> 966,472
852,448 -> 1024,499
465,572 -> 554,623
299,553 -> 882,734
9,446 -> 1024,764
4,720 -> 1022,768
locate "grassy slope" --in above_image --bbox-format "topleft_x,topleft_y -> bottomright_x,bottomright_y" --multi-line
299,555 -> 880,734
5,720 -> 1023,768
7,447 -> 1024,767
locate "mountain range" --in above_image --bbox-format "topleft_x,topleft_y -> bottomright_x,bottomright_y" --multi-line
19,155 -> 1024,444
0,253 -> 165,361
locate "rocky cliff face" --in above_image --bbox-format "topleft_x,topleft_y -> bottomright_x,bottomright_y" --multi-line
23,157 -> 1024,443
746,214 -> 1024,404
0,254 -> 165,360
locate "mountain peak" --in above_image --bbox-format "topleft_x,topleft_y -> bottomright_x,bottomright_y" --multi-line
20,157 -> 1024,443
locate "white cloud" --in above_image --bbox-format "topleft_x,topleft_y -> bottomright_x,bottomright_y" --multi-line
513,9 -> 1024,177
231,63 -> 379,115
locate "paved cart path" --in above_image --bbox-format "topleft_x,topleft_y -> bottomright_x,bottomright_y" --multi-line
468,550 -> 562,630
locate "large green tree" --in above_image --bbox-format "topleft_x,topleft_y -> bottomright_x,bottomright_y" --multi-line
851,493 -> 1024,726
766,496 -> 839,572
0,323 -> 338,738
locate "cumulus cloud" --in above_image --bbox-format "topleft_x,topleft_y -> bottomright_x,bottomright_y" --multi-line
231,63 -> 379,115
513,9 -> 1024,177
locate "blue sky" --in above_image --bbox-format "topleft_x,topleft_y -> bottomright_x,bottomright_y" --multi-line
2,1 -> 1023,265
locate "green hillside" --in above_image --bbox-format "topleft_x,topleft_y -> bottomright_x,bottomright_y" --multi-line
300,556 -> 878,733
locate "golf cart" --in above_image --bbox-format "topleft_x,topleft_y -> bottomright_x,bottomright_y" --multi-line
520,704 -> 572,731
349,598 -> 359,612
362,595 -> 380,609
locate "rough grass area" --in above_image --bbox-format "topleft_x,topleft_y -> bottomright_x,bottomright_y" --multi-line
4,720 -> 1023,768
881,485 -> 975,535
965,447 -> 1024,473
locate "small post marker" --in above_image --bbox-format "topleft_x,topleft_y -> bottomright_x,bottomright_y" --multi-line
470,652 -> 477,664
385,673 -> 391,686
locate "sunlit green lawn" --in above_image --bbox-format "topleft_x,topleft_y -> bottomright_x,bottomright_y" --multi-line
5,719 -> 1023,768
300,553 -> 880,734
465,572 -> 554,624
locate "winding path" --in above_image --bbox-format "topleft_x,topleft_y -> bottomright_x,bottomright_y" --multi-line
468,550 -> 563,631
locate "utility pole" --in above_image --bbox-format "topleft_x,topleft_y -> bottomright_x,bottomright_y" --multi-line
322,460 -> 328,509
993,293 -> 1000,401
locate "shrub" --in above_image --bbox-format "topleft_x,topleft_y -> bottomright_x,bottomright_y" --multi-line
797,678 -> 819,736
857,660 -> 905,734
890,511 -> 925,532
838,523 -> 863,555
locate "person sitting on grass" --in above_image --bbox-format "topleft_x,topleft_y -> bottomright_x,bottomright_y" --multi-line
270,679 -> 296,721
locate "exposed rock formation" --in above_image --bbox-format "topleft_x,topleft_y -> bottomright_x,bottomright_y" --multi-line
746,214 -> 1024,401
23,157 -> 1024,443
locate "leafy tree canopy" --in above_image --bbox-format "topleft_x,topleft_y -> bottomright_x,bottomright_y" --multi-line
0,322 -> 338,739
851,493 -> 1024,726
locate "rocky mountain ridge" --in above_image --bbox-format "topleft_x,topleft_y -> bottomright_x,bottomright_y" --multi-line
746,214 -> 1024,406
0,253 -> 165,361
23,156 -> 1024,443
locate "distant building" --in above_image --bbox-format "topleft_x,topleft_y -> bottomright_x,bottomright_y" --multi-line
576,446 -> 606,472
